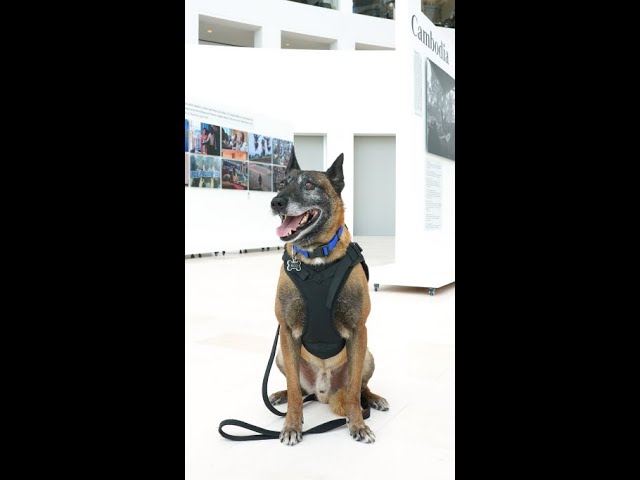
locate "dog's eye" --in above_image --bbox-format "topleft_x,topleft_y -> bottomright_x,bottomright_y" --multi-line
304,182 -> 314,190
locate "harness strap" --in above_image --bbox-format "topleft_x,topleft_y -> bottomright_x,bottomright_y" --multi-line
325,243 -> 364,309
218,325 -> 370,441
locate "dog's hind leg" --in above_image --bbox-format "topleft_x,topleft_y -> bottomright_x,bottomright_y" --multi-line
269,390 -> 288,405
361,386 -> 390,411
329,388 -> 348,417
329,385 -> 389,415
268,386 -> 311,406
360,350 -> 389,411
327,346 -> 390,418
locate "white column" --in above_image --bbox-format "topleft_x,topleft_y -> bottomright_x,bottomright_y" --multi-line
334,1 -> 356,49
254,25 -> 282,48
338,0 -> 353,14
185,0 -> 199,44
330,37 -> 355,50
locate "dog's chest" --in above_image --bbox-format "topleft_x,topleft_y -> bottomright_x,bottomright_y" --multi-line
280,275 -> 361,339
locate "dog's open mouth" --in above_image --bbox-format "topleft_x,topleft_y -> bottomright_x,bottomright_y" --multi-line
276,209 -> 319,240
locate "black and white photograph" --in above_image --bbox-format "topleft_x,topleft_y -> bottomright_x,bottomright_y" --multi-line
425,59 -> 455,161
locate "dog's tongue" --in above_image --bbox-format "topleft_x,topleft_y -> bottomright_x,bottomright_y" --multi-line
277,214 -> 304,238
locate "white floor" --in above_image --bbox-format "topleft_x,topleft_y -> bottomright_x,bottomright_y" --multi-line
186,236 -> 455,480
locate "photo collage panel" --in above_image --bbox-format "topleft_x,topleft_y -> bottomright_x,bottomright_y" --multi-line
185,117 -> 293,193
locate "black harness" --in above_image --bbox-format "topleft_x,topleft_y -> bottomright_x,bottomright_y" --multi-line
283,242 -> 369,359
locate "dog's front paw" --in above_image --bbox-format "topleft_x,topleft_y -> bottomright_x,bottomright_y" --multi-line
280,425 -> 303,446
348,422 -> 375,443
269,390 -> 288,405
369,396 -> 389,411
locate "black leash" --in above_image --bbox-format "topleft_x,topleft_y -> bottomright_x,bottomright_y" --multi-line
218,325 -> 370,441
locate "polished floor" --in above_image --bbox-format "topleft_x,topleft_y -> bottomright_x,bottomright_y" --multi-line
185,236 -> 455,480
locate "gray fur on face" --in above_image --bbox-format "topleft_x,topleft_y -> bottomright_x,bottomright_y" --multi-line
275,170 -> 340,246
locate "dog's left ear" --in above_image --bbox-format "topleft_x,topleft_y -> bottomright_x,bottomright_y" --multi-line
326,153 -> 345,195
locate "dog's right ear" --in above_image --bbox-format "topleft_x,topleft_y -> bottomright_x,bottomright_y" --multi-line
285,145 -> 301,173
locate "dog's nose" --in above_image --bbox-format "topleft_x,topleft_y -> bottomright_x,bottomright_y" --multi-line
271,196 -> 287,210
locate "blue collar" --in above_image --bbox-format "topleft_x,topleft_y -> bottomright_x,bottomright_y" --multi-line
293,225 -> 344,259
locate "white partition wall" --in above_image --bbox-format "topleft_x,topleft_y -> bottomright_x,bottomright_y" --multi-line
353,135 -> 396,236
293,135 -> 325,172
371,0 -> 455,292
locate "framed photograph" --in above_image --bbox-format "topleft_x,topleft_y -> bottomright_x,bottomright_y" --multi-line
248,133 -> 273,163
221,159 -> 248,190
185,153 -> 189,186
272,139 -> 293,168
190,155 -> 221,188
425,59 -> 455,161
221,128 -> 249,161
185,119 -> 190,153
248,162 -> 273,192
272,165 -> 286,192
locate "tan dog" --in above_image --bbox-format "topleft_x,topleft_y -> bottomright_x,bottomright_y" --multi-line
269,149 -> 388,445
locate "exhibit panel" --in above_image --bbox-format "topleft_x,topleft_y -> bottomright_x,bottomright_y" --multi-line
371,0 -> 455,293
185,100 -> 293,255
185,46 -> 401,255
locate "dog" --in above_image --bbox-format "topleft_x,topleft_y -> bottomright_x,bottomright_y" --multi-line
269,148 -> 389,445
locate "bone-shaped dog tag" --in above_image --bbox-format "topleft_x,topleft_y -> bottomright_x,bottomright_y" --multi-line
287,259 -> 301,272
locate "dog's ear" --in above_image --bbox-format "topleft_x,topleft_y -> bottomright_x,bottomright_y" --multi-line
285,145 -> 301,173
325,153 -> 345,195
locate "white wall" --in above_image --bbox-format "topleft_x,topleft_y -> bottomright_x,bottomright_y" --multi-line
184,100 -> 293,255
185,0 -> 454,272
353,135 -> 396,235
186,0 -> 395,49
293,135 -> 325,172
186,44 -> 400,254
185,188 -> 278,255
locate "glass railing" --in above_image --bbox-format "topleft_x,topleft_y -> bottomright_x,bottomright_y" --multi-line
353,0 -> 395,20
423,1 -> 455,28
288,0 -> 338,10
